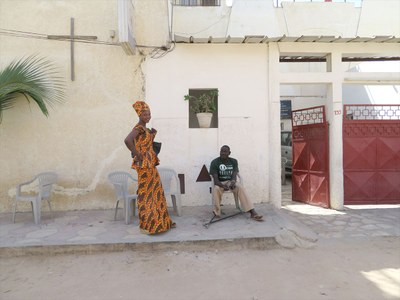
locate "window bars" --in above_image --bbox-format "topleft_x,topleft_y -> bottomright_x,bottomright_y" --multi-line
274,0 -> 362,8
344,105 -> 400,121
292,106 -> 326,126
173,0 -> 221,6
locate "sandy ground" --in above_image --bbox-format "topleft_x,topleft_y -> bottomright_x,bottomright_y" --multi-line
1,237 -> 399,300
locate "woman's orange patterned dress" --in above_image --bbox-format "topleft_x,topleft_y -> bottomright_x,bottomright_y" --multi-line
131,124 -> 173,234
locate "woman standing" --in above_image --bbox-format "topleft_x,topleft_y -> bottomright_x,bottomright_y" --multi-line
124,101 -> 175,234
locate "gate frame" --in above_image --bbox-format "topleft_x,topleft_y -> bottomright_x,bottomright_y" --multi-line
291,105 -> 330,208
343,104 -> 400,204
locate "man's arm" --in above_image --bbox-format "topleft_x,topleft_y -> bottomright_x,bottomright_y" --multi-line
210,159 -> 230,191
229,159 -> 239,189
231,170 -> 238,182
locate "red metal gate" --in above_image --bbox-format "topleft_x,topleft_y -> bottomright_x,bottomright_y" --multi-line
291,106 -> 330,208
343,105 -> 400,204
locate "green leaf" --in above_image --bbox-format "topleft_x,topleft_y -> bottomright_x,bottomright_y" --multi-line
183,89 -> 218,114
0,55 -> 66,123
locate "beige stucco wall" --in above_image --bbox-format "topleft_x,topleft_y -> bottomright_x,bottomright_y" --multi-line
0,0 -> 164,212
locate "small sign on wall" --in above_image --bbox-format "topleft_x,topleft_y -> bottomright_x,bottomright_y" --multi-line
280,100 -> 292,119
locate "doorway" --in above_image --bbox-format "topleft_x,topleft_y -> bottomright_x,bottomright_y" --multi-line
291,105 -> 330,208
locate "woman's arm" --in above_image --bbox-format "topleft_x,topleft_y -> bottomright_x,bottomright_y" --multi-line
124,128 -> 142,160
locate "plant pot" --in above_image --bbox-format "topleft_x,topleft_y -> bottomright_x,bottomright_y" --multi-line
196,112 -> 213,128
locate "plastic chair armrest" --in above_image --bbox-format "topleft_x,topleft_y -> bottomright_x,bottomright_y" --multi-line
127,174 -> 138,183
16,177 -> 37,197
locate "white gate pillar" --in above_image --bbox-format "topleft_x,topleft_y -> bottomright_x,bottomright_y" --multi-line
326,53 -> 344,210
268,43 -> 281,208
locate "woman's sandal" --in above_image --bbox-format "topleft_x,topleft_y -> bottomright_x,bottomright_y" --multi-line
251,214 -> 264,222
170,222 -> 177,228
140,228 -> 150,234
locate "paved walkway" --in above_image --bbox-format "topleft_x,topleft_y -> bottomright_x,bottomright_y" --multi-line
1,179 -> 399,256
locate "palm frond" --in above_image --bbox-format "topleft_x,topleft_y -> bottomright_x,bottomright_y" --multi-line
0,55 -> 66,123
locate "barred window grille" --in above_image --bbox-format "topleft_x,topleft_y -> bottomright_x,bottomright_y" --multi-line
173,0 -> 221,6
274,0 -> 362,7
344,105 -> 400,121
292,106 -> 325,126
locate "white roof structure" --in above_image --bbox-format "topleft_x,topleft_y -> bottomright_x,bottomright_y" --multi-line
174,34 -> 400,61
174,34 -> 400,44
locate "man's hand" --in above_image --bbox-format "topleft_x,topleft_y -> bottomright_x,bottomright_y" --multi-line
221,183 -> 230,191
229,180 -> 236,190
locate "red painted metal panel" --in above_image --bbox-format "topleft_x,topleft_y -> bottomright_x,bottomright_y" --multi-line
343,105 -> 400,204
292,106 -> 330,208
376,137 -> 400,169
292,172 -> 309,203
344,171 -> 376,203
309,173 -> 329,207
343,137 -> 376,170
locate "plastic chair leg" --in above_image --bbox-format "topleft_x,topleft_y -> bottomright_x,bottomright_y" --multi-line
12,201 -> 17,223
234,194 -> 242,212
114,200 -> 120,221
46,199 -> 52,219
32,200 -> 41,224
132,200 -> 136,217
171,195 -> 182,216
31,202 -> 34,219
47,199 -> 52,212
124,198 -> 131,225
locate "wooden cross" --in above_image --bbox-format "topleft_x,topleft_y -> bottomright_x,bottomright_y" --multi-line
47,18 -> 97,81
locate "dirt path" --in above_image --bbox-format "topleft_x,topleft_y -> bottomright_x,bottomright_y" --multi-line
1,237 -> 399,300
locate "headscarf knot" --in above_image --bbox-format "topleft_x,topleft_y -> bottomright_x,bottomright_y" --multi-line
132,101 -> 150,116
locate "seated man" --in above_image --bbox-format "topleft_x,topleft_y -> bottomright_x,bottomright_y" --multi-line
210,145 -> 263,221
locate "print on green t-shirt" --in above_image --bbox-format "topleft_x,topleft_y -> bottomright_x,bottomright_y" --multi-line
210,157 -> 238,182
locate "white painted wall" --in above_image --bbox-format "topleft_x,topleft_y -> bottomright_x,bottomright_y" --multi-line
145,44 -> 271,206
357,0 -> 400,36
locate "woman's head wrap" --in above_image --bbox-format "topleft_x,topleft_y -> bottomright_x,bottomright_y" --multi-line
132,101 -> 150,116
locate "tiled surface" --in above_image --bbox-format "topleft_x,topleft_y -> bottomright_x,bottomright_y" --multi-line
0,204 -> 282,248
281,179 -> 400,239
1,178 -> 399,254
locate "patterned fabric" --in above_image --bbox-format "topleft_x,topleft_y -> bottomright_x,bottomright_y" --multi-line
132,101 -> 150,116
131,124 -> 172,234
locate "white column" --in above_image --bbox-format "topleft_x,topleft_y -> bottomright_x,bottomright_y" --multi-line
326,53 -> 344,210
268,43 -> 281,208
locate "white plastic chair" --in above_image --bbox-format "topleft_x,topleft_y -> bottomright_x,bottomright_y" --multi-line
157,167 -> 182,216
12,172 -> 58,224
108,171 -> 138,225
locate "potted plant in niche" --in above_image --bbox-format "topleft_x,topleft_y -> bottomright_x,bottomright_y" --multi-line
184,89 -> 218,128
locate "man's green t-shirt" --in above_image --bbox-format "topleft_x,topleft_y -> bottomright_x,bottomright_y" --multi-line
210,157 -> 239,182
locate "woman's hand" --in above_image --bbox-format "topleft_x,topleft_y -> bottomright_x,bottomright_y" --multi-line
134,153 -> 143,162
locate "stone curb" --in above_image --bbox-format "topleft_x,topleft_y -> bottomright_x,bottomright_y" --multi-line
0,236 -> 281,258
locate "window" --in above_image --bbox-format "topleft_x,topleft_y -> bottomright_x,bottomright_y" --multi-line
173,0 -> 221,6
186,88 -> 219,128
